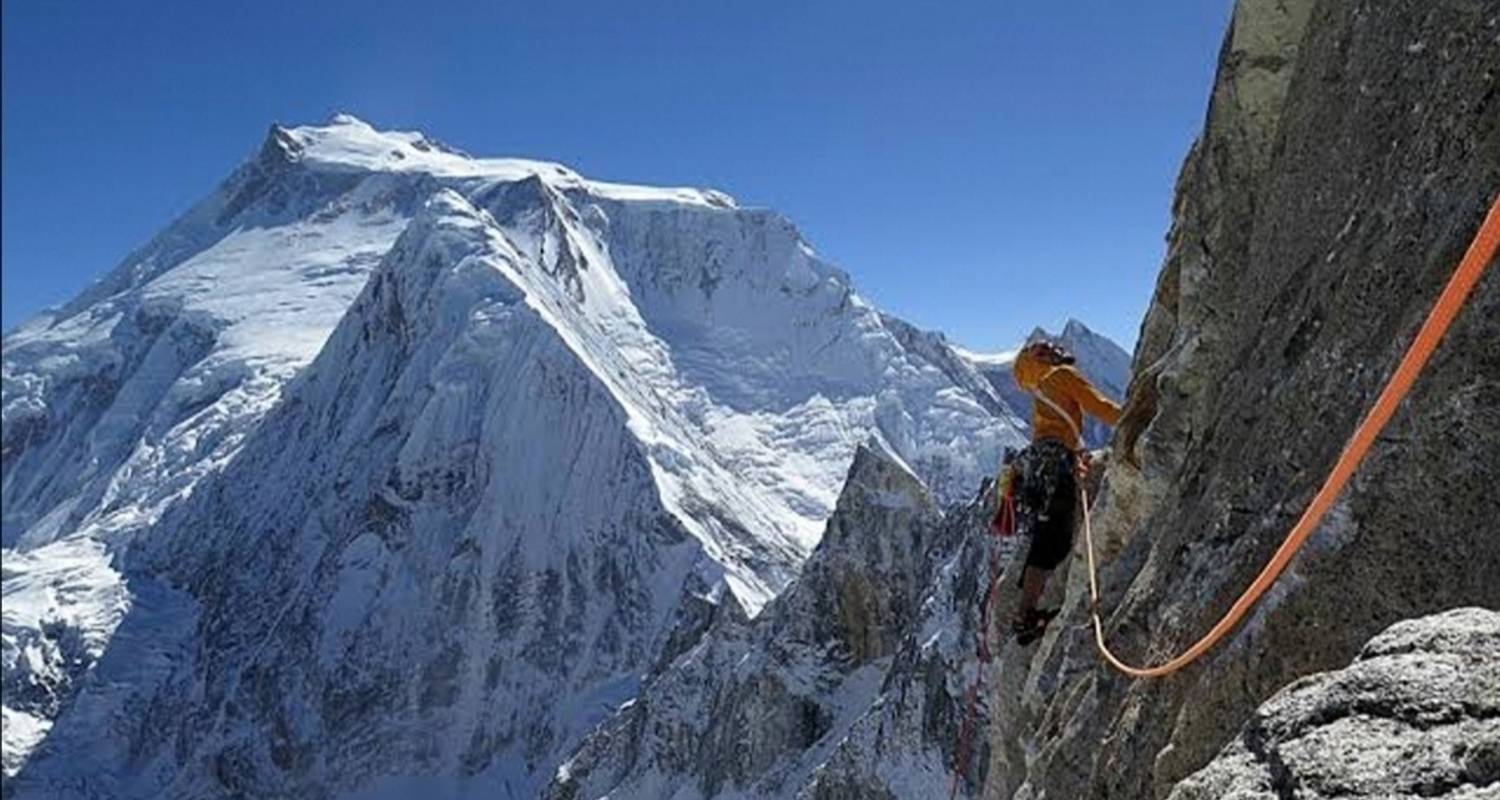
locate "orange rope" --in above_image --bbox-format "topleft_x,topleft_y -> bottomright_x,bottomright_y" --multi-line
1082,193 -> 1500,678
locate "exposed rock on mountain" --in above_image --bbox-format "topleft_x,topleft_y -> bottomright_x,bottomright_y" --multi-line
548,437 -> 1059,800
1169,607 -> 1500,800
548,442 -> 946,799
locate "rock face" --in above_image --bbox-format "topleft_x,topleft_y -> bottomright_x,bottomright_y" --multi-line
547,442 -> 1038,800
986,0 -> 1500,798
1169,607 -> 1500,800
547,443 -> 944,800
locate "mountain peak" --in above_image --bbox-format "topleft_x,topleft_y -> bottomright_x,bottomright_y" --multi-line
326,111 -> 371,127
3,113 -> 1025,794
255,122 -> 305,166
260,116 -> 738,210
1025,318 -> 1113,353
420,185 -> 480,219
1061,317 -> 1093,337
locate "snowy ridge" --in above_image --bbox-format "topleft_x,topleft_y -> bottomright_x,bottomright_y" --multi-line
0,116 -> 1103,796
288,115 -> 737,210
949,345 -> 1019,367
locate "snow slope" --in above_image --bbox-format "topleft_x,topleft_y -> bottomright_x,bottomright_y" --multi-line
0,116 -> 1098,796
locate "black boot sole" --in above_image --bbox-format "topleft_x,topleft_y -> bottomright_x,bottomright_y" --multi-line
1012,608 -> 1060,646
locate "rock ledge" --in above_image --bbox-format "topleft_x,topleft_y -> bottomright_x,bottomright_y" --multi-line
1169,607 -> 1500,800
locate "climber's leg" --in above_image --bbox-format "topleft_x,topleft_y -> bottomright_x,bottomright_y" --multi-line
1013,445 -> 1076,644
1019,565 -> 1048,618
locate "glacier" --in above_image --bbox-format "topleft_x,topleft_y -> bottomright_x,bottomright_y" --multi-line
1,115 -> 1125,798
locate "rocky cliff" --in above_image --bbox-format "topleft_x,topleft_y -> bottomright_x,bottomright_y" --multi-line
987,0 -> 1500,797
547,443 -> 946,799
546,441 -> 1037,800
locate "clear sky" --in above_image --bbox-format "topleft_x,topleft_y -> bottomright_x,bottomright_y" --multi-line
2,0 -> 1231,351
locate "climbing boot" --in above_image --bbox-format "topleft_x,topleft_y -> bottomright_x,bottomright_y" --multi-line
1012,607 -> 1058,646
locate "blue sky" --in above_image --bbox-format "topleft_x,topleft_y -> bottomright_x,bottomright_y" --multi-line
2,0 -> 1230,350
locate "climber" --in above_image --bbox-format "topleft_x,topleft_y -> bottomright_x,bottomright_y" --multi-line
1000,340 -> 1122,645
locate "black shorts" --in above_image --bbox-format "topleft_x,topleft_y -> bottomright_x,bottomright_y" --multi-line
1013,439 -> 1078,571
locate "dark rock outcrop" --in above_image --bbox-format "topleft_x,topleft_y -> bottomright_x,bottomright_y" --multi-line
546,443 -> 954,799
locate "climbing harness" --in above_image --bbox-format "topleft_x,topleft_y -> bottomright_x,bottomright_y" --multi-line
1078,194 -> 1500,679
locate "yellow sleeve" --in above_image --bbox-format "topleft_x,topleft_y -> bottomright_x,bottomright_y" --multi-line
1049,367 -> 1123,426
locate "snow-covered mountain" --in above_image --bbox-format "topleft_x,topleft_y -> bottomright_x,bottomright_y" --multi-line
0,116 -> 1127,797
4,120 -> 423,778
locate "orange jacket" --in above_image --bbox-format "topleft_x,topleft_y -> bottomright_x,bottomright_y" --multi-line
1013,349 -> 1122,450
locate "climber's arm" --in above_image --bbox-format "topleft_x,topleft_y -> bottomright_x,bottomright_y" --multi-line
1051,367 -> 1123,426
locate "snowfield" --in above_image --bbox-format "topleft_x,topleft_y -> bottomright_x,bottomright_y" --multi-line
1,115 -> 1125,798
